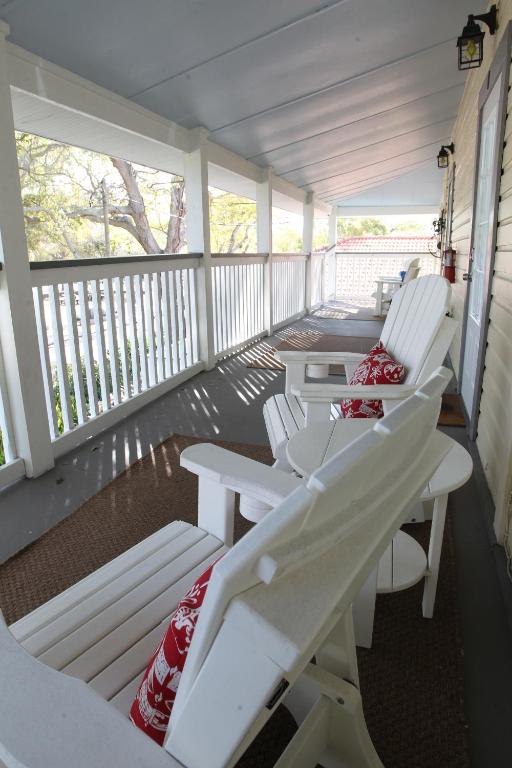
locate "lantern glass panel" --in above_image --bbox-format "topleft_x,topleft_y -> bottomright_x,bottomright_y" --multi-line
458,33 -> 483,70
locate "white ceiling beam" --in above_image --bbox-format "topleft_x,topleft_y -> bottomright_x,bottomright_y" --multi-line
5,42 -> 191,152
336,205 -> 438,215
3,39 -> 309,209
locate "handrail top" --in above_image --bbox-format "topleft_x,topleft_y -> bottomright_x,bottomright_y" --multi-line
29,253 -> 202,270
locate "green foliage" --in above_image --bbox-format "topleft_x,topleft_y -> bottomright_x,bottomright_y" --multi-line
0,431 -> 4,466
337,217 -> 388,237
16,132 -> 186,260
52,343 -> 135,433
209,191 -> 257,253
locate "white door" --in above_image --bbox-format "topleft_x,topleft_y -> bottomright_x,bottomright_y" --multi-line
461,74 -> 502,417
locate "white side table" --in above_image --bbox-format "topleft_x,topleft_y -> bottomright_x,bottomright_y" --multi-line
287,420 -> 472,642
374,276 -> 402,315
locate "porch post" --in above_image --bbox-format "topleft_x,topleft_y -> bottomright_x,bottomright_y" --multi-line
257,167 -> 273,335
303,191 -> 314,312
184,127 -> 215,370
0,24 -> 54,477
326,206 -> 338,302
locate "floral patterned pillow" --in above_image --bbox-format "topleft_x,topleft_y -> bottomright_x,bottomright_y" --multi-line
130,557 -> 221,745
341,343 -> 405,419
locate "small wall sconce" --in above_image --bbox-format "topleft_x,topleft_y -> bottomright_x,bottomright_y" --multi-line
457,4 -> 497,70
437,143 -> 455,169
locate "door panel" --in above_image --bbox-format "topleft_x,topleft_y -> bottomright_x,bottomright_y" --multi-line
461,74 -> 502,416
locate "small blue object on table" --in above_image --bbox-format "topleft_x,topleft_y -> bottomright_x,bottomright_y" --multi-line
399,270 -> 406,281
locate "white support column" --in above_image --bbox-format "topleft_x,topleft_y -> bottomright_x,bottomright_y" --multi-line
0,25 -> 54,477
184,128 -> 215,370
257,167 -> 273,336
303,192 -> 314,312
325,206 -> 338,302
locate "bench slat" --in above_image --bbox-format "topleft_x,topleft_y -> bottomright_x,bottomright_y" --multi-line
60,538 -> 224,681
88,549 -> 226,701
11,520 -> 192,642
22,526 -> 205,657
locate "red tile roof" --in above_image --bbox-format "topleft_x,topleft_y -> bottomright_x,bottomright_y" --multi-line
336,235 -> 433,253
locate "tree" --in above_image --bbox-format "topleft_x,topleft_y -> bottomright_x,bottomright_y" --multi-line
337,217 -> 388,238
209,191 -> 256,253
16,132 -> 186,260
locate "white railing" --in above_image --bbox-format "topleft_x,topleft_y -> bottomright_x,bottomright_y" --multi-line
334,251 -> 440,298
31,255 -> 201,453
272,254 -> 307,327
310,252 -> 324,308
212,255 -> 266,358
323,249 -> 337,302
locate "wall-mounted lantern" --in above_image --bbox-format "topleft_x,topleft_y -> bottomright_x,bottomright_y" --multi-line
457,4 -> 497,70
437,143 -> 455,169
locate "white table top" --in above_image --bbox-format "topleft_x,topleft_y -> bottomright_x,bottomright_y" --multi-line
287,419 -> 473,498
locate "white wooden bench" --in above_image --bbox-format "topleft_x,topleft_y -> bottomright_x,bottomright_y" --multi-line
263,275 -> 457,472
1,369 -> 451,768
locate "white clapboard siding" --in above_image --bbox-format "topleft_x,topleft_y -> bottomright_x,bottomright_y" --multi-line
30,257 -> 201,451
440,0 -> 512,537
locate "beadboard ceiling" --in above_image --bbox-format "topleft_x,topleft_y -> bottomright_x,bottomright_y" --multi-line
0,0 -> 477,207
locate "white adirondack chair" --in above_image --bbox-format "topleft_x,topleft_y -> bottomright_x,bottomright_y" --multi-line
264,275 -> 457,472
0,370 -> 451,768
372,257 -> 421,316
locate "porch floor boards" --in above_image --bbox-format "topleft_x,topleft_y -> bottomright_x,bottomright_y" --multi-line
0,310 -> 511,767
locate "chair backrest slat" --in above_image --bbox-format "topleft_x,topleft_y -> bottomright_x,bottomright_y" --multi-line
403,257 -> 421,283
380,275 -> 451,384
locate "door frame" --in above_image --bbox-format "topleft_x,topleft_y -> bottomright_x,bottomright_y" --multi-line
459,24 -> 512,440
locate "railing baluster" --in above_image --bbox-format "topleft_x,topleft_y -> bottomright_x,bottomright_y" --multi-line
219,266 -> 226,353
168,270 -> 180,374
143,273 -> 157,386
152,272 -> 164,382
48,283 -> 72,432
189,268 -> 199,364
63,282 -> 87,425
124,275 -> 140,395
212,268 -> 219,356
113,276 -> 130,399
134,274 -> 148,391
160,271 -> 172,378
185,268 -> 195,367
33,286 -> 59,439
103,277 -> 121,406
77,281 -> 99,418
175,270 -> 186,370
91,279 -> 110,412
183,269 -> 193,366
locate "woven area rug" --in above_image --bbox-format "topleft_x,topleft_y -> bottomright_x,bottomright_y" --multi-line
0,435 -> 468,767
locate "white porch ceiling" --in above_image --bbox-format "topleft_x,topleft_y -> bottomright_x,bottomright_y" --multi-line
0,0 -> 476,207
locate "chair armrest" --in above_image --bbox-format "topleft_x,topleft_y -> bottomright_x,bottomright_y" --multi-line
0,614 -> 177,768
276,350 -> 366,366
181,443 -> 301,506
291,383 -> 418,403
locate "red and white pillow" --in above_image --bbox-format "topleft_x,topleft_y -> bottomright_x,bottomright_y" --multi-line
130,557 -> 221,745
341,341 -> 405,419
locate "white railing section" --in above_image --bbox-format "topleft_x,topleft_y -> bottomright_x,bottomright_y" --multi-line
323,249 -> 337,302
334,252 -> 440,298
310,251 -> 325,308
31,255 -> 200,445
272,254 -> 307,327
212,255 -> 266,358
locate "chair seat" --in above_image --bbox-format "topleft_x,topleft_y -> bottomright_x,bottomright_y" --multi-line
264,393 -> 340,461
9,520 -> 226,716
